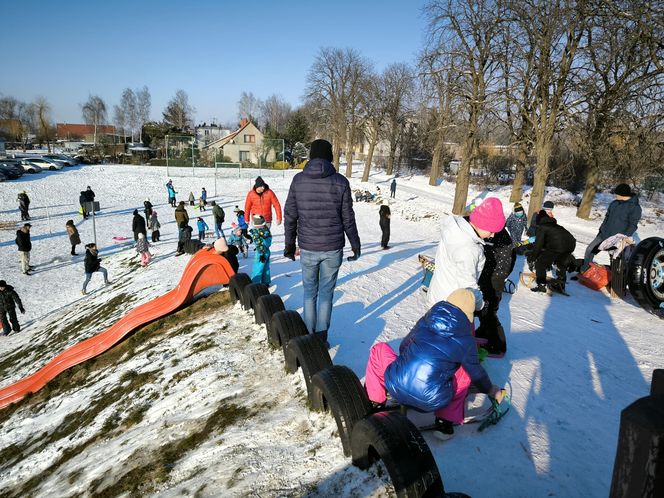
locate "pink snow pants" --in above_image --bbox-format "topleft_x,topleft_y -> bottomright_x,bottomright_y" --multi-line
364,342 -> 471,424
140,251 -> 152,266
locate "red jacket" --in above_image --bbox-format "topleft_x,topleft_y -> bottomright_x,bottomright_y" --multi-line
244,188 -> 282,224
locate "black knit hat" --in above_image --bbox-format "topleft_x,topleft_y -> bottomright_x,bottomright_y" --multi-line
254,176 -> 267,190
133,209 -> 138,215
614,183 -> 634,197
542,200 -> 554,210
0,280 -> 6,288
309,139 -> 333,162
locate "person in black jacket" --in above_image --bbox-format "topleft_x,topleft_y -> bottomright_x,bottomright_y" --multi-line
580,183 -> 642,272
283,139 -> 361,344
15,223 -> 33,275
379,204 -> 391,249
0,280 -> 25,335
79,191 -> 89,219
528,211 -> 577,292
476,228 -> 515,354
144,198 -> 153,223
527,200 -> 554,237
132,209 -> 147,241
17,191 -> 30,221
82,243 -> 109,295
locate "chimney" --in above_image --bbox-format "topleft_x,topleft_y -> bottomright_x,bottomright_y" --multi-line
240,118 -> 249,128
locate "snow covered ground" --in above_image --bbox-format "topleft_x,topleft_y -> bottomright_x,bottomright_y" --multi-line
0,163 -> 662,497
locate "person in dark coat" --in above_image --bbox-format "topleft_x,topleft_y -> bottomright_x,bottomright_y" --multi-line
211,201 -> 226,240
476,228 -> 515,355
283,139 -> 361,344
390,179 -> 397,198
527,200 -> 554,237
0,280 -> 25,335
82,243 -> 109,294
528,211 -> 577,292
132,209 -> 147,241
144,199 -> 153,223
17,191 -> 30,221
580,183 -> 642,272
175,202 -> 190,255
379,204 -> 391,249
65,219 -> 81,255
15,223 -> 33,275
79,191 -> 89,219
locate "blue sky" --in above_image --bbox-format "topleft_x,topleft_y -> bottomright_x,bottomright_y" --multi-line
1,0 -> 427,126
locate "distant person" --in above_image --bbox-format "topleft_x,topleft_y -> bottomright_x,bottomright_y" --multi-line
188,192 -> 196,206
580,183 -> 642,273
379,204 -> 391,250
132,209 -> 147,241
234,207 -> 253,244
527,200 -> 554,237
82,243 -> 110,295
175,201 -> 190,255
197,217 -> 209,241
17,190 -> 30,221
136,233 -> 152,267
283,139 -> 361,344
244,176 -> 282,229
144,198 -> 153,221
166,180 -> 177,207
198,196 -> 206,212
249,215 -> 272,285
15,223 -> 33,276
150,211 -> 161,242
65,219 -> 81,256
201,187 -> 207,205
0,280 -> 25,336
79,191 -> 89,219
211,201 -> 226,240
528,211 -> 577,293
390,179 -> 397,198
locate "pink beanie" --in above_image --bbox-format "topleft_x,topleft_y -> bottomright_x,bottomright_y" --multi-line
469,197 -> 505,233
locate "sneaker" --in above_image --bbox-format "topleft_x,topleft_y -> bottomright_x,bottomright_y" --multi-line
531,284 -> 547,293
432,418 -> 455,441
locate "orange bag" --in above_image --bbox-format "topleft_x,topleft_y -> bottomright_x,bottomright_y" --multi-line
578,262 -> 611,291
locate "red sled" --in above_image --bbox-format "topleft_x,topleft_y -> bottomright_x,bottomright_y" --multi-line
578,262 -> 611,291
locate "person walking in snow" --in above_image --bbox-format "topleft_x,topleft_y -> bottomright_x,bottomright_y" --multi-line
166,180 -> 177,207
196,217 -> 209,241
150,211 -> 161,242
17,191 -> 30,221
175,201 -> 190,255
144,198 -> 153,222
505,202 -> 528,243
79,191 -> 88,219
390,179 -> 397,199
249,215 -> 272,285
379,204 -> 391,250
15,223 -> 33,276
580,183 -> 642,273
0,280 -> 25,336
201,187 -> 207,206
234,206 -> 253,244
65,219 -> 81,256
211,201 -> 225,240
198,196 -> 206,212
136,233 -> 152,267
283,139 -> 361,345
188,192 -> 195,206
82,243 -> 110,295
427,197 -> 506,312
244,176 -> 282,229
528,211 -> 577,292
527,200 -> 554,237
132,209 -> 147,242
364,289 -> 506,440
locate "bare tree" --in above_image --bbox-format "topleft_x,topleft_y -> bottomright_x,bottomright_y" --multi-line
114,88 -> 137,142
360,72 -> 387,182
163,89 -> 194,131
383,63 -> 415,176
237,91 -> 261,125
0,96 -> 23,141
136,86 -> 151,143
260,94 -> 292,136
34,96 -> 52,152
81,95 -> 107,145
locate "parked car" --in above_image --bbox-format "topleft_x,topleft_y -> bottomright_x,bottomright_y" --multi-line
39,155 -> 71,168
0,169 -> 9,181
19,158 -> 44,173
0,161 -> 25,179
23,157 -> 63,170
43,154 -> 78,166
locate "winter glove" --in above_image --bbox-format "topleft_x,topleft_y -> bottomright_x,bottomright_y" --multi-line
528,236 -> 536,243
347,247 -> 361,262
259,254 -> 267,263
283,244 -> 296,261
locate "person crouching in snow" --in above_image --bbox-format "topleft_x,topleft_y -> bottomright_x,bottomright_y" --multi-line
364,289 -> 505,440
196,217 -> 209,241
136,233 -> 152,267
249,215 -> 271,285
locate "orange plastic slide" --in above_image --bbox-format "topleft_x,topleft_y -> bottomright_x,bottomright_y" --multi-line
0,248 -> 235,409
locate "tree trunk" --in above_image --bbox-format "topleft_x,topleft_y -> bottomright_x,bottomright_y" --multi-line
529,139 -> 553,221
577,160 -> 600,219
452,138 -> 474,215
345,126 -> 354,178
429,133 -> 444,186
332,139 -> 341,171
509,149 -> 529,202
362,135 -> 377,182
386,139 -> 397,176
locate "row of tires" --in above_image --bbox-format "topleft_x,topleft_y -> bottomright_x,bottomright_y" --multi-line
228,273 -> 466,498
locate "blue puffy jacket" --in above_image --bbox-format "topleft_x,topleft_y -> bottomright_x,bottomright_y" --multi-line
384,301 -> 492,412
284,158 -> 360,252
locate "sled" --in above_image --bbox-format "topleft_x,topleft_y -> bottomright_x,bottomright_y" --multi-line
112,236 -> 130,241
520,272 -> 570,296
417,391 -> 511,433
577,262 -> 611,291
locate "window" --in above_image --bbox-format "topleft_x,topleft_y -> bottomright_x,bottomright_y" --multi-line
239,151 -> 250,161
243,134 -> 255,144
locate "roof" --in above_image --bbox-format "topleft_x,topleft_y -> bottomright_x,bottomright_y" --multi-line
203,119 -> 255,149
56,123 -> 117,138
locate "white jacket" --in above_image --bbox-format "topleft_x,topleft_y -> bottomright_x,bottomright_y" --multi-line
427,215 -> 486,310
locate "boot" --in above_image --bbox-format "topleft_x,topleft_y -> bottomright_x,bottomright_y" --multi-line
531,283 -> 547,293
432,418 -> 455,441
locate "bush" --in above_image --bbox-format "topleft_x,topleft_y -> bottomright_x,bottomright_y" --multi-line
296,161 -> 307,170
272,161 -> 289,170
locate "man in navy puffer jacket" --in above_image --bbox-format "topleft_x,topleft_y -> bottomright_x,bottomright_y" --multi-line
284,139 -> 361,344
365,289 -> 504,440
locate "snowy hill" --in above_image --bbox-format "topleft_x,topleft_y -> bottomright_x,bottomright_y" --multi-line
0,164 -> 662,497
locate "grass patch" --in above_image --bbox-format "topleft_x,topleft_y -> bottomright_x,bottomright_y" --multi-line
190,337 -> 217,354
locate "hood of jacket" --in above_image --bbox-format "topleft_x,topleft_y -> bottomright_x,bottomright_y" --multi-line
441,215 -> 485,247
302,158 -> 337,179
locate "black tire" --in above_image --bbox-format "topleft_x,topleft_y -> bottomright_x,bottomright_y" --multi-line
50,166 -> 56,171
255,294 -> 285,327
351,411 -> 446,498
285,334 -> 333,403
269,310 -> 308,350
627,237 -> 664,313
229,273 -> 251,304
241,283 -> 269,311
310,365 -> 372,457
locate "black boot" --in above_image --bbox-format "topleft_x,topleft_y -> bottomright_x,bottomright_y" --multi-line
531,283 -> 547,293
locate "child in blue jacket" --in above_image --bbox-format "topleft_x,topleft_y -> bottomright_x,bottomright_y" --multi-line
196,217 -> 209,241
249,215 -> 272,285
234,206 -> 253,244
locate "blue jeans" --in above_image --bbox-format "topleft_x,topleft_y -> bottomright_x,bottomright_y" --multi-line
82,267 -> 108,292
215,222 -> 225,240
300,249 -> 343,334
